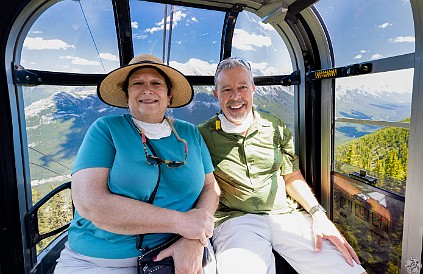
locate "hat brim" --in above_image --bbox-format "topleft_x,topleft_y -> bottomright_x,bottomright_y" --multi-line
97,61 -> 194,108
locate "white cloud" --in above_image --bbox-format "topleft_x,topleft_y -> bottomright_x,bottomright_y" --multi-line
336,68 -> 413,94
378,23 -> 392,29
390,36 -> 415,43
250,61 -> 285,75
131,21 -> 139,29
233,29 -> 272,51
99,53 -> 119,61
23,37 -> 74,50
191,17 -> 198,23
360,50 -> 367,53
145,10 -> 187,34
60,56 -> 100,66
258,21 -> 274,31
371,54 -> 384,60
133,34 -> 148,40
353,54 -> 362,59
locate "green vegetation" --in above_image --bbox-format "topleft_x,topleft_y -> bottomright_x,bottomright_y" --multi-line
334,118 -> 409,196
32,186 -> 73,254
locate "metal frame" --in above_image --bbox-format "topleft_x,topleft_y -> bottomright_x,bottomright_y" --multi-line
401,0 -> 423,271
112,0 -> 134,66
12,65 -> 301,87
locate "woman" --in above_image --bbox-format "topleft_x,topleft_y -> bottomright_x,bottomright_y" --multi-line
54,54 -> 220,274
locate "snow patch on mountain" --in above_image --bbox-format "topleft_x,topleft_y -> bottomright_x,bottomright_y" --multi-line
171,58 -> 216,76
25,97 -> 56,118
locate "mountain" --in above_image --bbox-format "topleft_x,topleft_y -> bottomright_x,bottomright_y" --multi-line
25,89 -> 126,185
335,84 -> 411,144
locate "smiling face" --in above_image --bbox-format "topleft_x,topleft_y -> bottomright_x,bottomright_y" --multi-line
214,66 -> 255,125
127,67 -> 171,123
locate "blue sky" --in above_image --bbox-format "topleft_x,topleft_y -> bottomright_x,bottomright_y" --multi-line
315,0 -> 414,67
21,0 -> 414,93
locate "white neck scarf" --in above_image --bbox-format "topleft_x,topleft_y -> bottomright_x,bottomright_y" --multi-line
132,117 -> 171,139
218,111 -> 254,134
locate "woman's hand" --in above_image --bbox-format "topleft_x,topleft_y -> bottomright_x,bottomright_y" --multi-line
154,238 -> 204,274
312,211 -> 361,266
177,208 -> 214,246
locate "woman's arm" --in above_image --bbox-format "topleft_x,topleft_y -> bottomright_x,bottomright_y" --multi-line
72,167 -> 214,240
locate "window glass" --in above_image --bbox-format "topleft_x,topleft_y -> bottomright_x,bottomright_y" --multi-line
130,1 -> 224,74
35,188 -> 73,255
232,11 -> 293,75
21,0 -> 119,73
334,69 -> 412,194
232,11 -> 295,134
333,174 -> 404,274
170,86 -> 218,126
24,85 -> 126,206
315,0 -> 415,67
316,0 -> 415,271
23,83 -> 125,254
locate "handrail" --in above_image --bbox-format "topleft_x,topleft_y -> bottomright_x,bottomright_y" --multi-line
24,181 -> 72,248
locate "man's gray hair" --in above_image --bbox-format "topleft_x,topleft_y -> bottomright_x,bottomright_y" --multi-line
214,57 -> 254,87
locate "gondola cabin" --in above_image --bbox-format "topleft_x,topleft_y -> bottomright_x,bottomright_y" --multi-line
0,0 -> 422,273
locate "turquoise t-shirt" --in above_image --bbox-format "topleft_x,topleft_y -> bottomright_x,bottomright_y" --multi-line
68,114 -> 214,259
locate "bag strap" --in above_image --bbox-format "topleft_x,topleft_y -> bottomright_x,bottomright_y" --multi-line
136,139 -> 162,251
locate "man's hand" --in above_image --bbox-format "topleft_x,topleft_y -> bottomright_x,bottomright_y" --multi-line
311,211 -> 361,267
154,238 -> 204,274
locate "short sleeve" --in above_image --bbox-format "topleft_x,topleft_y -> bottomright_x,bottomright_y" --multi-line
198,128 -> 214,174
278,121 -> 300,175
71,118 -> 116,174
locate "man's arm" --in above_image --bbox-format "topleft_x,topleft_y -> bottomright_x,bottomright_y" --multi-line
283,170 -> 319,213
284,170 -> 361,267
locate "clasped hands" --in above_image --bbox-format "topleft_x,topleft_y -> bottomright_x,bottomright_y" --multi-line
179,207 -> 215,246
311,211 -> 361,267
154,207 -> 214,274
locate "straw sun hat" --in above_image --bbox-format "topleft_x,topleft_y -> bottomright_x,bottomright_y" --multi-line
97,54 -> 193,108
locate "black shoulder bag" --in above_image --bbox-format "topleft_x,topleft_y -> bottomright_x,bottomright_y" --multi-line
136,140 -> 211,274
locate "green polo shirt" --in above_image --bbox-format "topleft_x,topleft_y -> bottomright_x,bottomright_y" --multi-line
198,110 -> 300,226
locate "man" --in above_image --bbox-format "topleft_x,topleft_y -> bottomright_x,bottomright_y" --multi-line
198,57 -> 366,274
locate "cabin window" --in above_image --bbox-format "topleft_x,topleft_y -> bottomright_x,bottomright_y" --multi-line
316,0 -> 415,67
334,71 -> 412,196
232,11 -> 295,134
316,0 -> 415,272
20,0 -> 122,254
21,0 -> 118,74
23,84 -> 125,254
130,1 -> 224,67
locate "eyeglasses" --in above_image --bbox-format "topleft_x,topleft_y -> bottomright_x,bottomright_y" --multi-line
233,57 -> 251,70
217,56 -> 251,71
133,116 -> 188,168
